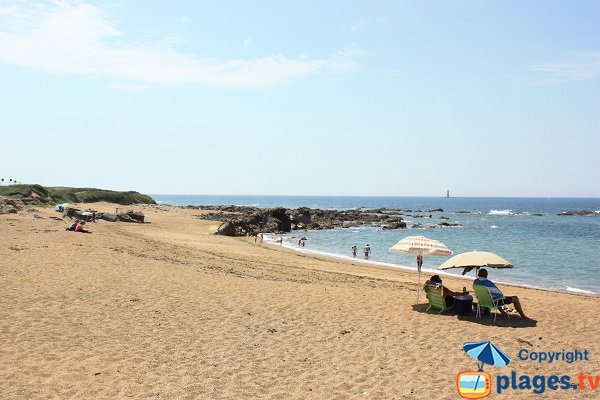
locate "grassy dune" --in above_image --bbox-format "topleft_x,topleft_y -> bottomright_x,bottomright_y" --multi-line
0,184 -> 155,205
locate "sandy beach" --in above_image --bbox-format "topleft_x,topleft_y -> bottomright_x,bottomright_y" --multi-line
1,203 -> 598,399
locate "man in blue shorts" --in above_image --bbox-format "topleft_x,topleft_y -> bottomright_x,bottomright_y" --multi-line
474,268 -> 527,318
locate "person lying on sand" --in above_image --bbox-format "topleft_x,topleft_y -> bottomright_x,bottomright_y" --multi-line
66,220 -> 92,234
424,275 -> 464,306
474,268 -> 527,318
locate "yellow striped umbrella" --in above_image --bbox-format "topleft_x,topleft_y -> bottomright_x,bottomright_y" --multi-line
389,235 -> 453,256
389,235 -> 453,305
439,251 -> 513,276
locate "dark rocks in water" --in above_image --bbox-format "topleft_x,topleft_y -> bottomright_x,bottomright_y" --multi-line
456,211 -> 471,214
439,216 -> 450,220
532,213 -> 543,216
439,222 -> 462,227
364,207 -> 442,214
557,210 -> 599,216
197,204 -> 454,237
197,205 -> 433,236
382,221 -> 407,230
411,224 -> 423,228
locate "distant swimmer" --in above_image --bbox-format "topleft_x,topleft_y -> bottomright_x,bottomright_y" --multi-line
364,244 -> 371,259
352,245 -> 357,258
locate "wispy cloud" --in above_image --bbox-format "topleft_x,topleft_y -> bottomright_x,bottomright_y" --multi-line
0,2 -> 363,88
180,15 -> 190,24
534,52 -> 600,82
243,36 -> 252,48
343,21 -> 364,33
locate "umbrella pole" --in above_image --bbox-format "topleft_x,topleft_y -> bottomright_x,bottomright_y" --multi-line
416,253 -> 422,305
416,271 -> 421,305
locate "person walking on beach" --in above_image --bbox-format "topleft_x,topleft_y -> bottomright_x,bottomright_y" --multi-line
351,245 -> 357,257
259,233 -> 263,243
417,254 -> 423,271
364,244 -> 371,259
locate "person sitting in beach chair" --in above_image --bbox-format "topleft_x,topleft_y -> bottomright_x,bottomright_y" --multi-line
473,268 -> 527,319
423,275 -> 463,308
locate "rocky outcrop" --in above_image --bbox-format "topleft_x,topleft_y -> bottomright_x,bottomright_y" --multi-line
117,212 -> 145,223
0,197 -> 23,214
208,207 -> 292,236
63,207 -> 145,223
557,210 -> 599,216
192,205 -> 459,237
194,206 -> 409,237
382,221 -> 407,230
439,222 -> 462,227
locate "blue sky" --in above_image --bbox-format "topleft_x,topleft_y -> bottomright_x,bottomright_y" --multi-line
0,1 -> 598,197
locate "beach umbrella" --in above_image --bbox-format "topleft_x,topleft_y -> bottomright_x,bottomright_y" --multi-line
464,341 -> 511,370
389,235 -> 452,304
438,251 -> 513,276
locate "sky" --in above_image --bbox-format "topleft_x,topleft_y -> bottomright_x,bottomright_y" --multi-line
0,1 -> 598,197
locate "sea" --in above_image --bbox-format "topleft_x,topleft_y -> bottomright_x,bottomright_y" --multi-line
152,195 -> 600,295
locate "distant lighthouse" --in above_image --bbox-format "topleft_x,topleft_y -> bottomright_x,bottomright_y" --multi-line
446,189 -> 450,198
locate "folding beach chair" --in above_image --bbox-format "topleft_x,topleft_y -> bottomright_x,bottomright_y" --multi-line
424,285 -> 453,313
473,285 -> 510,322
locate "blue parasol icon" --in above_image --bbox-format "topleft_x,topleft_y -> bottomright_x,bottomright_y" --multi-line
464,341 -> 510,393
464,341 -> 511,371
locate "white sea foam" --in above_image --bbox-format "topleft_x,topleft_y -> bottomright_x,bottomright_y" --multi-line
490,225 -> 499,229
489,209 -> 513,215
566,287 -> 596,295
263,234 -> 472,281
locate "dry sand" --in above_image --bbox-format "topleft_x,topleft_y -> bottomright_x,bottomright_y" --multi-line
1,204 -> 598,399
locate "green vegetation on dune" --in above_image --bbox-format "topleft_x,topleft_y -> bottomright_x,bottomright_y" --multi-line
0,184 -> 156,205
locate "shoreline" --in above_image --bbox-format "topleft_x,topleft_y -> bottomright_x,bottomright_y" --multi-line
261,233 -> 598,298
155,199 -> 600,295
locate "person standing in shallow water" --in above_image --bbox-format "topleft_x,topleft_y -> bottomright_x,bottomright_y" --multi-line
351,245 -> 357,257
364,244 -> 371,259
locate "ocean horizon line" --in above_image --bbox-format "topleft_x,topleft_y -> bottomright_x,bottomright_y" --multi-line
150,194 -> 600,200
